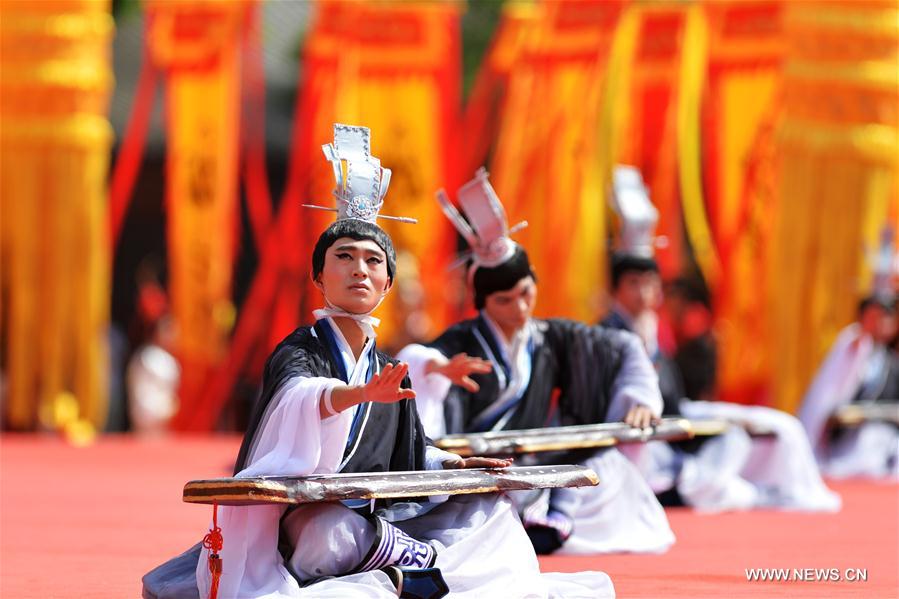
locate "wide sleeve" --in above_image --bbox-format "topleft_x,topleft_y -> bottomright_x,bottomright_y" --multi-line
606,331 -> 663,422
798,324 -> 872,451
396,325 -> 472,438
552,319 -> 662,425
397,344 -> 454,437
239,377 -> 354,477
197,372 -> 353,598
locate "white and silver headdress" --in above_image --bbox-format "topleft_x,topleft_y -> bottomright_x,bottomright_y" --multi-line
610,165 -> 665,257
304,123 -> 416,224
436,168 -> 527,270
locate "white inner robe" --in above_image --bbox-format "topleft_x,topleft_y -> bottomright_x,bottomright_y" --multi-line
677,401 -> 841,512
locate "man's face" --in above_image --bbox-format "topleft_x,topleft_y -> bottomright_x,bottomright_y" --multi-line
860,304 -> 898,344
614,270 -> 662,317
314,237 -> 391,314
483,276 -> 537,337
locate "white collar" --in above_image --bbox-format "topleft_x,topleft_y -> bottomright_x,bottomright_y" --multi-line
318,316 -> 375,378
312,302 -> 380,340
480,311 -> 531,356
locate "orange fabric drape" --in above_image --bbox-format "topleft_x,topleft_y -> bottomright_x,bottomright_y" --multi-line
0,0 -> 114,439
460,2 -> 538,182
702,1 -> 784,405
484,0 -> 628,322
615,5 -> 689,282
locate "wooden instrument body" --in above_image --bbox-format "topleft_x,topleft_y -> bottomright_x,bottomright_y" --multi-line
183,465 -> 599,506
435,417 -> 697,457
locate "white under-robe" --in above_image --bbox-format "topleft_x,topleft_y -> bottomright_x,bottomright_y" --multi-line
597,306 -> 841,513
676,401 -> 841,512
398,316 -> 675,555
194,318 -> 615,598
549,449 -> 675,554
620,399 -> 842,513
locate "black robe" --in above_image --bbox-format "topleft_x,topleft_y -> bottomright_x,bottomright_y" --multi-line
235,322 -> 427,477
426,316 -> 632,435
829,346 -> 899,446
850,346 -> 899,404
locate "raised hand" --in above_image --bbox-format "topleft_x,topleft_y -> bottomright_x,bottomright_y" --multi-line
442,456 -> 513,470
429,352 -> 493,392
624,404 -> 659,429
362,362 -> 416,404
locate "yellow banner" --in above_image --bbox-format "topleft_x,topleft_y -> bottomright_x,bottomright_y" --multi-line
678,4 -> 720,290
0,0 -> 114,438
703,1 -> 784,406
769,0 -> 899,413
147,0 -> 245,422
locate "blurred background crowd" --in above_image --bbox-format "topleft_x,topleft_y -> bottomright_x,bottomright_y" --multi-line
0,0 -> 896,441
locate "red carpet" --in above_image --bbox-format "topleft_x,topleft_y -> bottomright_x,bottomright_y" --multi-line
2,434 -> 897,598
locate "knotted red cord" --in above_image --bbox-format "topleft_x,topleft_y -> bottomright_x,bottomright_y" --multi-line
202,502 -> 223,599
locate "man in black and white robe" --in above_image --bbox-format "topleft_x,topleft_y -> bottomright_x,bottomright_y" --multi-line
603,253 -> 840,513
800,294 -> 899,479
400,245 -> 675,555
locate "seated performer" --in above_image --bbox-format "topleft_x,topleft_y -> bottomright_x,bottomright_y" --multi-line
142,125 -> 614,599
662,278 -> 717,404
602,166 -> 840,513
397,168 -> 675,555
799,233 -> 899,479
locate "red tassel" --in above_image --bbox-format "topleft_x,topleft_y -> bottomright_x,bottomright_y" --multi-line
202,502 -> 223,599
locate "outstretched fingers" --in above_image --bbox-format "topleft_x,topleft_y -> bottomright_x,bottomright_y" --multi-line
377,362 -> 394,382
460,376 -> 480,392
382,362 -> 408,388
360,362 -> 415,404
465,357 -> 493,374
442,456 -> 513,469
451,353 -> 492,374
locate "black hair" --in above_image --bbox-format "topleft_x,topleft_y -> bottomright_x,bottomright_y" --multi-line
472,244 -> 536,309
667,275 -> 712,308
311,219 -> 397,282
858,293 -> 897,316
610,251 -> 659,289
